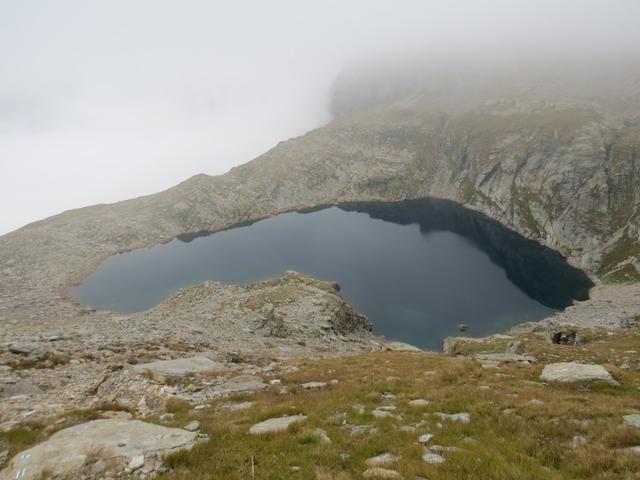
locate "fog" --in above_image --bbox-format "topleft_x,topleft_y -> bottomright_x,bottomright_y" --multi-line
1,1 -> 639,235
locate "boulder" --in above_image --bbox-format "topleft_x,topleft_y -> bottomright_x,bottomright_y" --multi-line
313,428 -> 332,444
216,401 -> 253,412
623,414 -> 640,429
363,467 -> 404,479
385,342 -> 422,352
540,362 -> 618,385
474,353 -> 536,368
8,342 -> 47,359
365,452 -> 400,467
434,412 -> 471,423
248,414 -> 307,434
183,420 -> 200,432
134,356 -> 223,381
302,381 -> 327,389
213,374 -> 268,395
422,451 -> 446,464
0,419 -> 199,480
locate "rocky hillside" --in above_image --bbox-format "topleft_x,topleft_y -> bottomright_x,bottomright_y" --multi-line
2,65 -> 640,335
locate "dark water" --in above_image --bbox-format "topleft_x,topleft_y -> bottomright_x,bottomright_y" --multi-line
73,199 -> 593,349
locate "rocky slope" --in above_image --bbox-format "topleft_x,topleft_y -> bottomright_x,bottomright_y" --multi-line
2,74 -> 639,330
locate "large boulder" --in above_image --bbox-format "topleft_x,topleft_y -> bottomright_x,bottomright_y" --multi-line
134,356 -> 224,381
540,362 -> 618,385
0,419 -> 200,480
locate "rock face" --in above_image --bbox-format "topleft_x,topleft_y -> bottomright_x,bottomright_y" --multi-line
0,419 -> 199,480
540,362 -> 619,385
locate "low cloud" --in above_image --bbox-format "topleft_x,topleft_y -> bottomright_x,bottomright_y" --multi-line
1,0 -> 638,234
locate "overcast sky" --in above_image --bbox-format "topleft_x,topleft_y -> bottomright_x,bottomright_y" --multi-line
1,1 -> 639,235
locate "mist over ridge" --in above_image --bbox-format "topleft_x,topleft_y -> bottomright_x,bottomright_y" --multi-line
1,0 -> 640,234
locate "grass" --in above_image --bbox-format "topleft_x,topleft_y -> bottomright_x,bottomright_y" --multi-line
151,325 -> 640,480
3,327 -> 639,479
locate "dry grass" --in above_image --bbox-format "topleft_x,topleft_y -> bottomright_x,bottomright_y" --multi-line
3,327 -> 639,479
154,327 -> 640,479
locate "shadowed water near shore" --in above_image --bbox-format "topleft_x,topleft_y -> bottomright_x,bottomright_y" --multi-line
73,199 -> 592,349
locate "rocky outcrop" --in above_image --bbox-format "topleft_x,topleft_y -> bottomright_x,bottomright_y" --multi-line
0,419 -> 201,480
0,272 -> 379,428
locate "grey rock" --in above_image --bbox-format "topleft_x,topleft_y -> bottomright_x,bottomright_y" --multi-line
365,452 -> 400,467
362,467 -> 404,479
623,414 -> 640,429
0,419 -> 198,480
213,374 -> 268,395
183,420 -> 200,432
540,362 -> 619,385
422,451 -> 446,464
344,424 -> 378,437
474,353 -> 536,365
302,381 -> 327,389
216,401 -> 253,412
8,343 -> 46,358
313,428 -> 332,443
372,408 -> 395,419
128,455 -> 144,470
134,356 -> 224,381
248,414 -> 306,434
505,340 -> 521,354
434,412 -> 471,423
570,435 -> 588,448
385,341 -> 422,352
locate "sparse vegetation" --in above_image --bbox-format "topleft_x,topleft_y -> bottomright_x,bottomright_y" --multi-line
599,228 -> 640,281
148,326 -> 640,480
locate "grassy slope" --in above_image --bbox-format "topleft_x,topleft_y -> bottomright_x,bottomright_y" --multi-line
153,327 -> 640,480
2,329 -> 639,479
